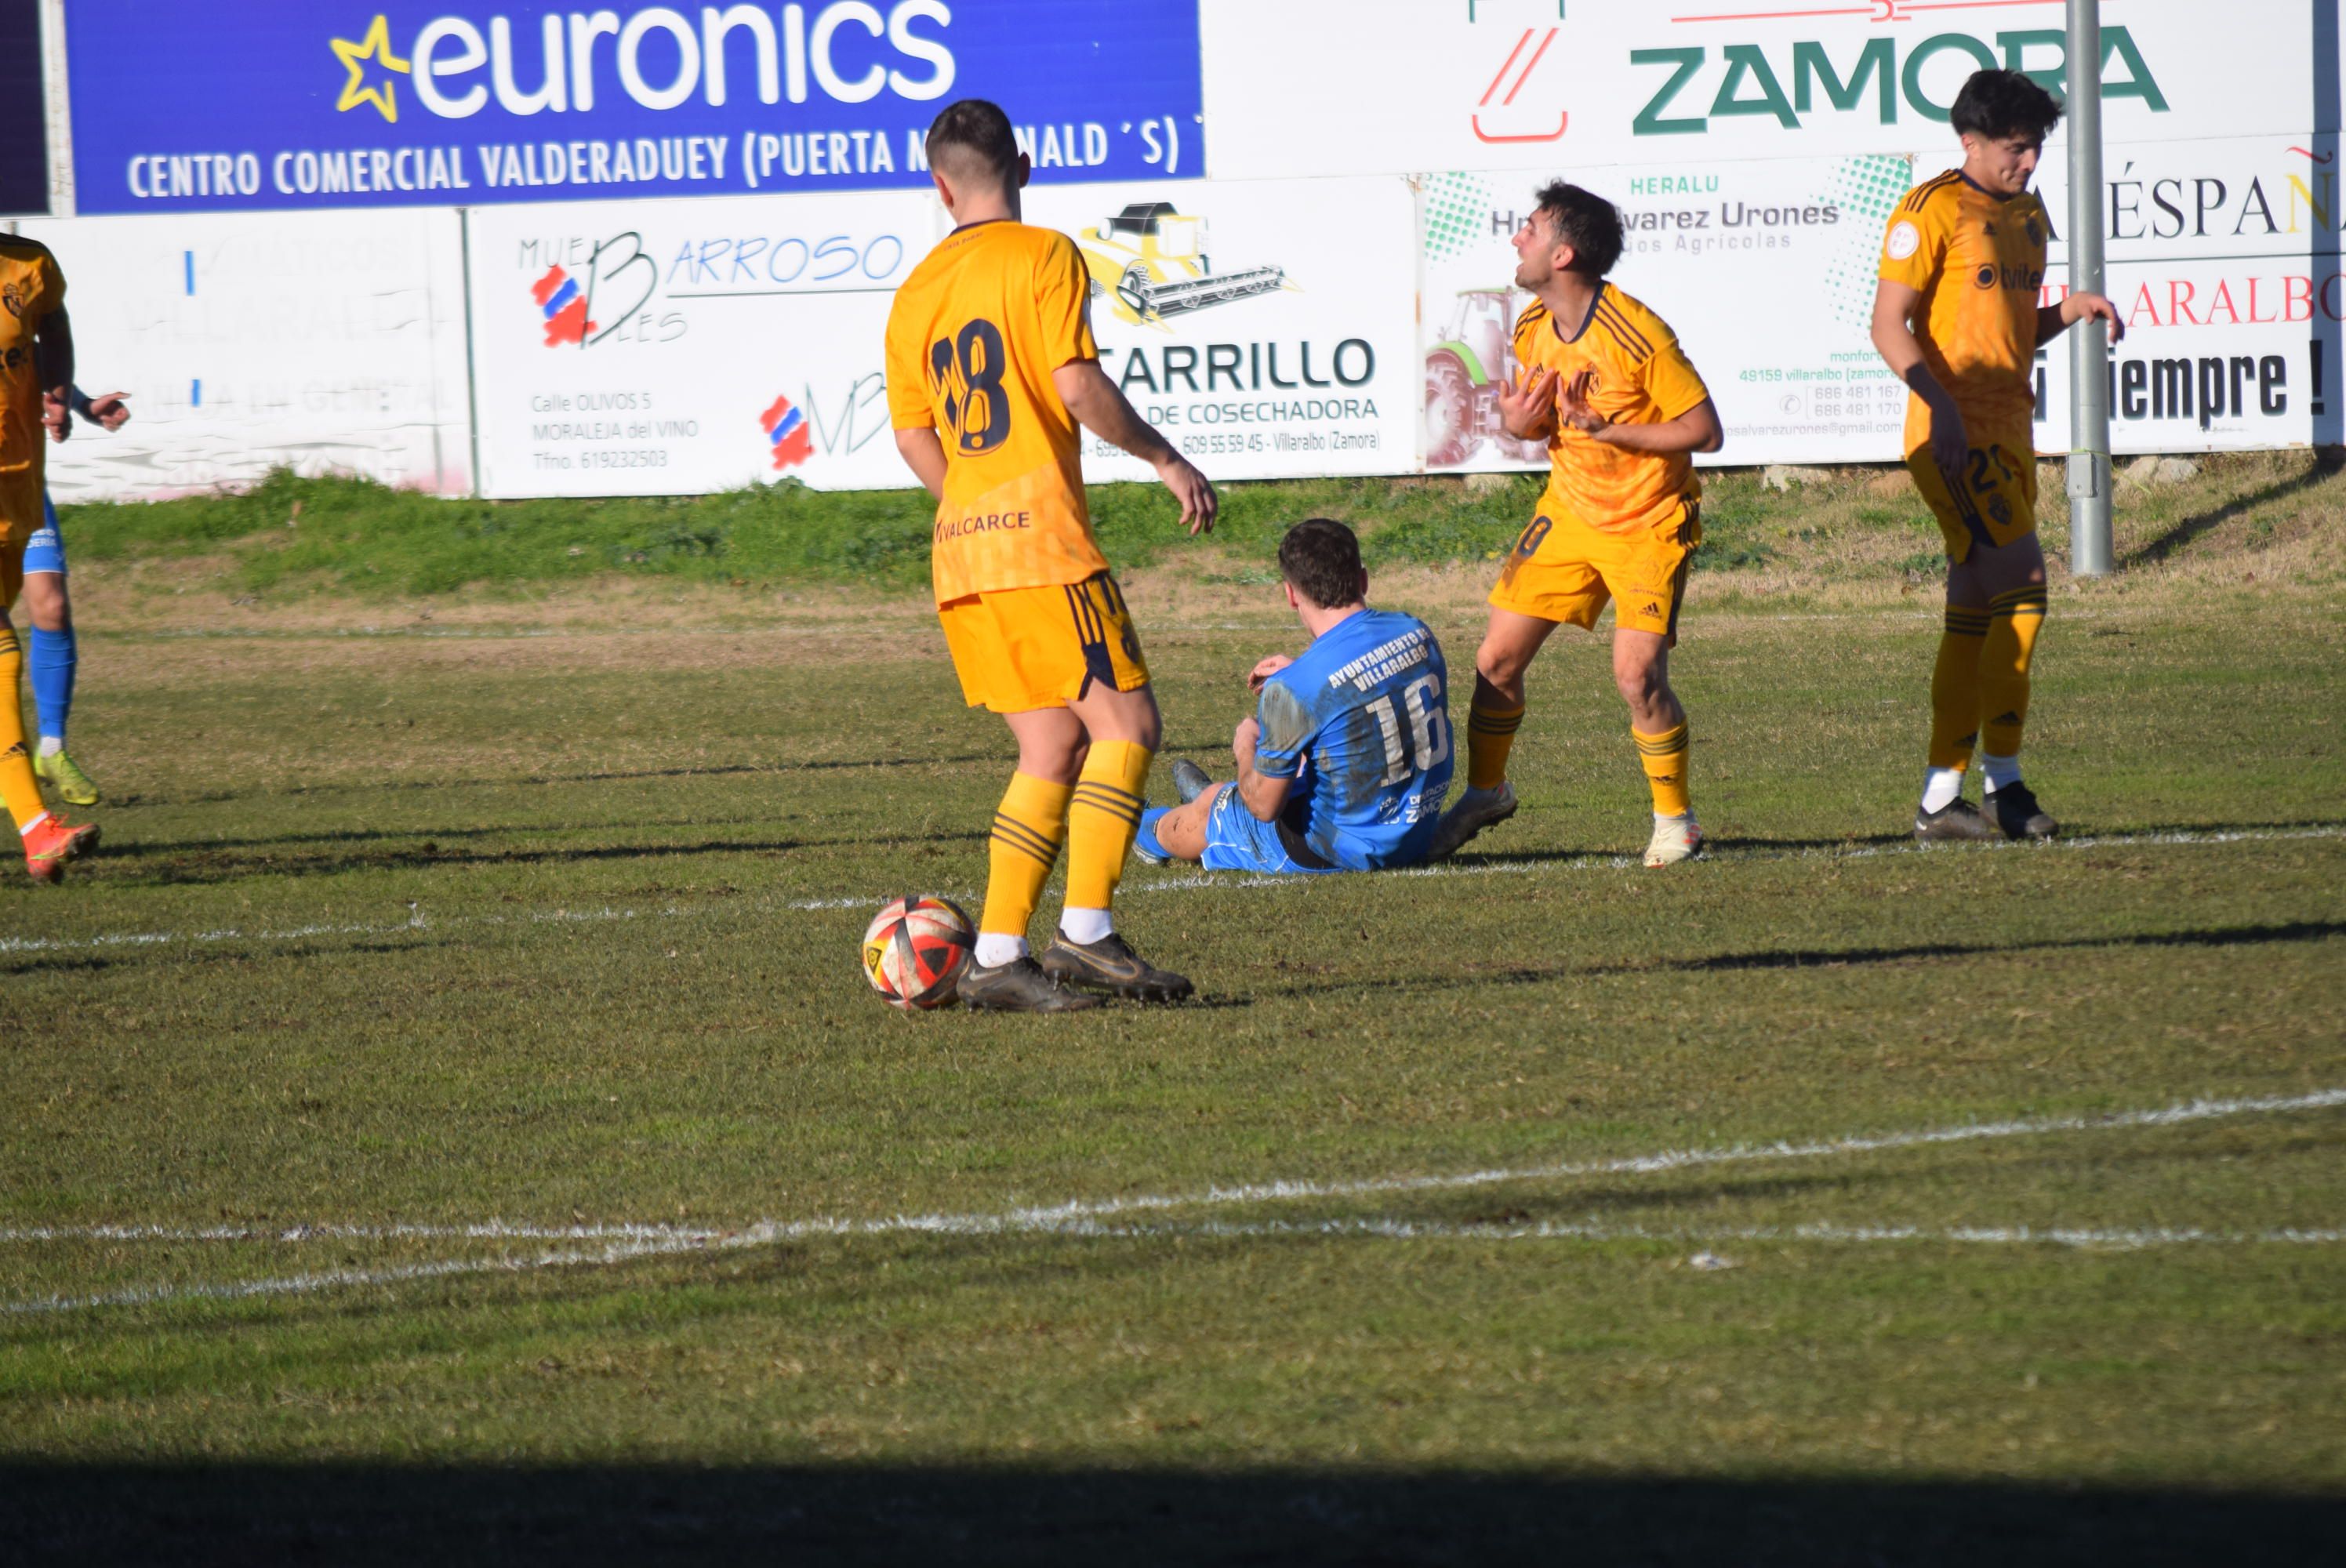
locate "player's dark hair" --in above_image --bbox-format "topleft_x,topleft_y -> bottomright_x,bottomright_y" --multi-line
1278,519 -> 1367,611
924,99 -> 1022,191
1950,69 -> 2062,143
1532,180 -> 1623,277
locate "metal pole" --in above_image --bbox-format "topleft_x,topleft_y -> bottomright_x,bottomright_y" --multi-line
2065,0 -> 2114,575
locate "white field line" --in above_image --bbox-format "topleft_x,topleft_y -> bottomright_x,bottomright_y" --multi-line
5,824 -> 2342,961
1047,1218 -> 2346,1250
8,1087 -> 2341,1313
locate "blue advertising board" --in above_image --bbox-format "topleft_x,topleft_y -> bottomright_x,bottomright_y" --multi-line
65,2 -> 1202,213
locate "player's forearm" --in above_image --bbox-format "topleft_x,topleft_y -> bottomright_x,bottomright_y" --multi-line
1236,765 -> 1288,822
34,311 -> 74,397
1059,369 -> 1178,469
1596,408 -> 1722,456
893,427 -> 948,501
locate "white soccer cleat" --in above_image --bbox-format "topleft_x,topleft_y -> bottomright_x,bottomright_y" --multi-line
1643,815 -> 1704,869
1428,782 -> 1518,861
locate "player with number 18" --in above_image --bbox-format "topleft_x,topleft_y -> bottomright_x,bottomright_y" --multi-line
884,98 -> 1217,1012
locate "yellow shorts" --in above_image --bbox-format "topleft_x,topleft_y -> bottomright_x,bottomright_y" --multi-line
1487,500 -> 1701,646
0,470 -> 38,609
1908,429 -> 2038,564
938,570 -> 1150,713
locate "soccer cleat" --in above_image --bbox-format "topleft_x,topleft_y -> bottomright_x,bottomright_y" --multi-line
1643,815 -> 1704,868
1170,758 -> 1214,804
1988,782 -> 2058,840
1427,782 -> 1518,861
1914,798 -> 1999,842
1040,931 -> 1194,1003
957,956 -> 1102,1013
32,748 -> 99,808
22,814 -> 100,884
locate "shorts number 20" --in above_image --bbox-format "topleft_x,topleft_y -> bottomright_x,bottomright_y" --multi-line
1364,674 -> 1450,786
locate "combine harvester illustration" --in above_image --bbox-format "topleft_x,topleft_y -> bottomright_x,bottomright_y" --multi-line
1077,202 -> 1287,324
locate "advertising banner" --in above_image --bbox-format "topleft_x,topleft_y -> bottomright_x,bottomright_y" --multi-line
32,209 -> 472,502
1206,0 -> 2307,181
467,187 -> 939,496
2031,133 -> 2344,452
1422,155 -> 1925,470
0,3 -> 49,215
67,1 -> 1203,216
1022,176 -> 1418,481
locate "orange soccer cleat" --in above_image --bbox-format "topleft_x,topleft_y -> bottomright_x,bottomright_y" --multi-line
22,813 -> 100,884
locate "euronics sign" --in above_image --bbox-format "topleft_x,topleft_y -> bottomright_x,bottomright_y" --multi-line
65,2 -> 1204,212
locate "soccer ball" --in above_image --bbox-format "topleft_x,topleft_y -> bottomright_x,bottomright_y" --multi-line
860,895 -> 975,1010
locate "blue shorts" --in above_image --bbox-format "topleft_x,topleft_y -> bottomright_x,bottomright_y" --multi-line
23,493 -> 64,577
1200,786 -> 1338,876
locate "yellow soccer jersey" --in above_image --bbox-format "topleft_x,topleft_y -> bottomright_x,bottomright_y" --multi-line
1878,170 -> 2049,445
1513,283 -> 1709,537
0,236 -> 64,478
884,220 -> 1108,605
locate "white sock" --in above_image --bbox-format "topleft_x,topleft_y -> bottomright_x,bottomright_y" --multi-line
1654,811 -> 1694,827
1059,906 -> 1114,945
18,811 -> 49,838
1920,767 -> 1964,814
1464,784 -> 1505,803
1981,753 -> 2022,794
35,735 -> 62,757
974,933 -> 1027,967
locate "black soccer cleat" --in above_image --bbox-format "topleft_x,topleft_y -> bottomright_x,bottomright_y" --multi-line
1914,798 -> 1999,842
1040,931 -> 1195,1004
1170,758 -> 1215,804
957,956 -> 1102,1013
1988,782 -> 2058,840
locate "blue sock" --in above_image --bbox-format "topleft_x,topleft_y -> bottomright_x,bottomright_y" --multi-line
28,622 -> 74,745
1134,807 -> 1171,865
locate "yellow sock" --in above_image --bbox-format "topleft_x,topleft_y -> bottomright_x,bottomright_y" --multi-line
1930,606 -> 1990,771
1063,739 -> 1152,915
0,629 -> 48,833
1633,722 -> 1691,818
1980,586 -> 2046,759
1466,696 -> 1524,791
981,772 -> 1071,938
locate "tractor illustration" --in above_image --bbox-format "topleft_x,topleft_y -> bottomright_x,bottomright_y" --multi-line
1076,202 -> 1287,326
1424,286 -> 1547,468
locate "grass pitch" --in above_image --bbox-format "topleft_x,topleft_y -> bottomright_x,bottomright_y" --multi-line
2,459 -> 2344,1563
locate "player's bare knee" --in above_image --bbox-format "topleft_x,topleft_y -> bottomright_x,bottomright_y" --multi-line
24,576 -> 67,632
1476,639 -> 1530,692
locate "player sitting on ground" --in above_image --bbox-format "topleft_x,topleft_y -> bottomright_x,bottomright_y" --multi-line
885,98 -> 1217,1011
1429,181 -> 1724,869
27,387 -> 132,808
0,231 -> 100,881
1138,518 -> 1453,876
1872,69 -> 2123,842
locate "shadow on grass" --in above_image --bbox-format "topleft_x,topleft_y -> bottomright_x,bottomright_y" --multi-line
1257,920 -> 2346,1000
2123,448 -> 2346,567
126,753 -> 1022,809
77,831 -> 989,889
2,1463 -> 2337,1565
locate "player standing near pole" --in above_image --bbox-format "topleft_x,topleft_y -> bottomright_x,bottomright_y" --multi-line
0,232 -> 100,880
1429,181 -> 1725,868
885,99 -> 1217,1011
1871,69 -> 2123,841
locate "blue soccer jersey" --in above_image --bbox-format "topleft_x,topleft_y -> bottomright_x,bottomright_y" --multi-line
1251,608 -> 1454,870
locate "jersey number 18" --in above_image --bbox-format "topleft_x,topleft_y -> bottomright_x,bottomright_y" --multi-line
931,319 -> 1011,455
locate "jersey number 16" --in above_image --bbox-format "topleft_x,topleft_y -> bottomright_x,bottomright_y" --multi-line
1364,674 -> 1450,786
